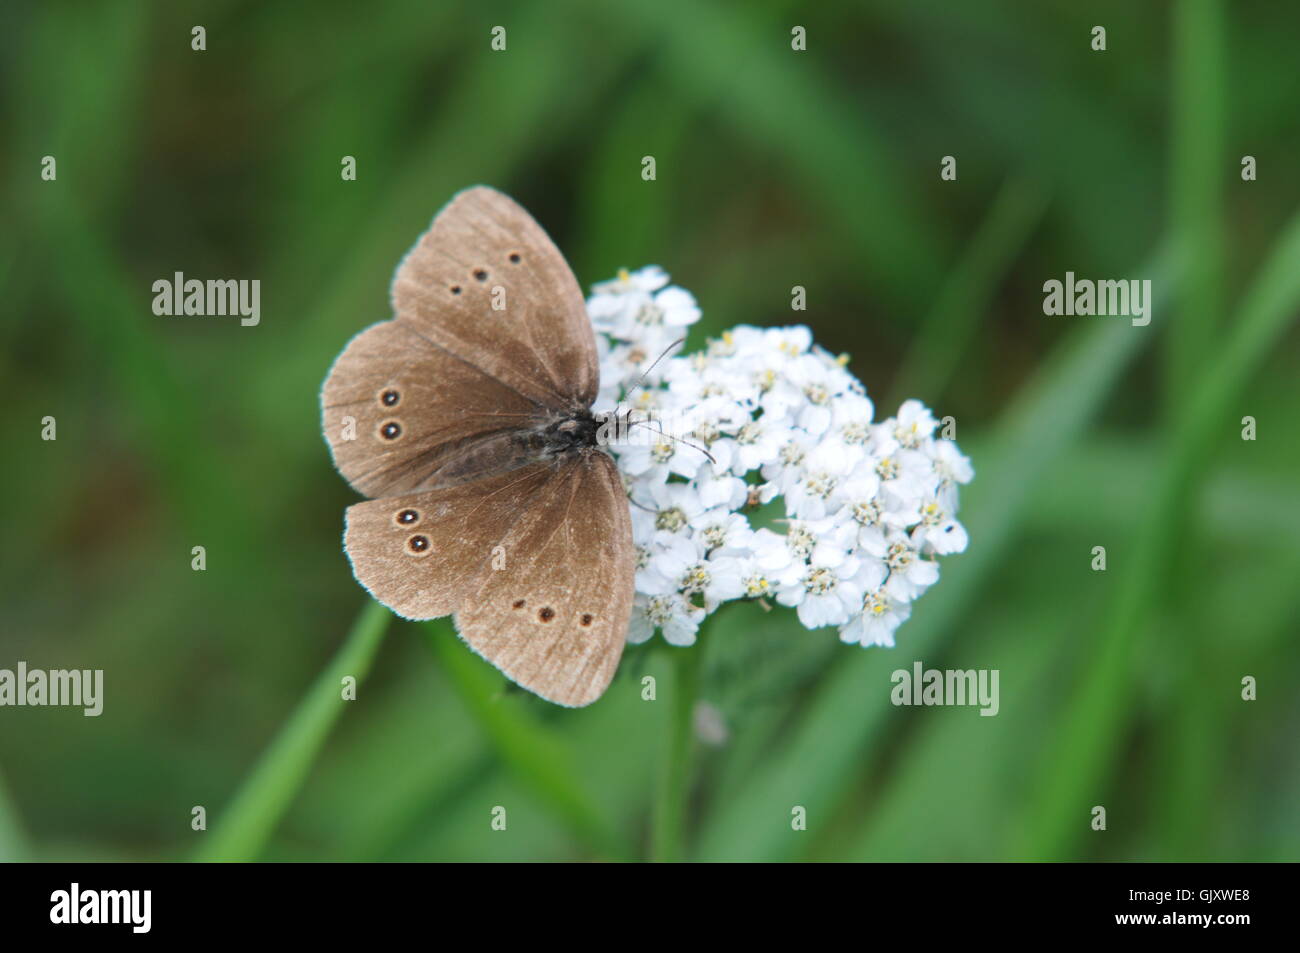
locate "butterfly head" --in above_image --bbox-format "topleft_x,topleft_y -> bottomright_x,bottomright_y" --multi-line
546,410 -> 603,454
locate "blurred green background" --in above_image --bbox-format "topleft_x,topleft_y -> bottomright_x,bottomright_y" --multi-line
2,0 -> 1298,862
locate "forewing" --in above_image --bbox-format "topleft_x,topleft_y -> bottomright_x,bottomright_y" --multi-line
454,452 -> 635,707
342,463 -> 554,620
391,186 -> 599,408
321,319 -> 544,498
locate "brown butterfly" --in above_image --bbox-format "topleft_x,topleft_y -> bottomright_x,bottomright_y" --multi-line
321,187 -> 635,707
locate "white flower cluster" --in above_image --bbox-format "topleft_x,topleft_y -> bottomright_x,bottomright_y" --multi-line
587,267 -> 973,650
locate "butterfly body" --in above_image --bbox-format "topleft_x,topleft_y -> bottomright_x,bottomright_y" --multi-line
413,408 -> 604,490
322,187 -> 635,707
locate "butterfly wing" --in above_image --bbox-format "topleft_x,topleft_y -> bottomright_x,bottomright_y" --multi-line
453,451 -> 635,707
322,319 -> 547,497
322,185 -> 599,498
391,185 -> 599,409
342,463 -> 554,620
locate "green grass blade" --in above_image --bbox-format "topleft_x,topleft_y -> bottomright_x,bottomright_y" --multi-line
422,622 -> 634,862
1166,0 -> 1226,407
193,600 -> 390,862
1154,0 -> 1227,855
890,175 -> 1051,407
1020,206 -> 1300,859
0,768 -> 31,862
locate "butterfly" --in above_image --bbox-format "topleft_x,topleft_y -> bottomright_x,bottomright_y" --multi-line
321,187 -> 635,707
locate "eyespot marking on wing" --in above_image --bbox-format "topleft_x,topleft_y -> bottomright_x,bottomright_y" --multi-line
512,599 -> 526,610
473,268 -> 488,282
580,613 -> 593,627
380,421 -> 402,440
538,606 -> 555,622
407,535 -> 430,555
380,388 -> 400,407
395,508 -> 419,526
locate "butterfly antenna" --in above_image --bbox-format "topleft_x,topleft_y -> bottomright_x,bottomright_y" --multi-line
627,495 -> 657,514
613,337 -> 687,420
607,337 -> 712,463
631,418 -> 717,466
629,337 -> 686,397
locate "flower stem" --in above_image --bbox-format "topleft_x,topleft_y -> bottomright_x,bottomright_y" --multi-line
651,642 -> 702,862
193,599 -> 390,862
